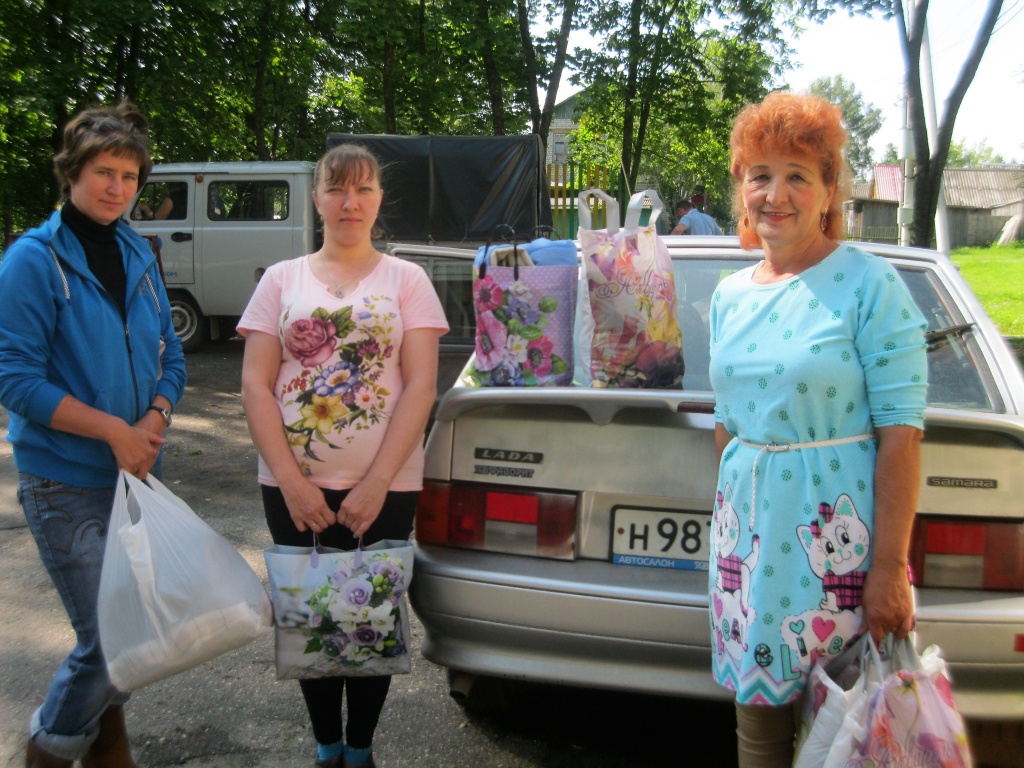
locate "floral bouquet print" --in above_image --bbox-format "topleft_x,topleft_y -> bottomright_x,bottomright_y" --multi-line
466,258 -> 578,387
280,301 -> 393,467
264,539 -> 414,679
577,188 -> 684,389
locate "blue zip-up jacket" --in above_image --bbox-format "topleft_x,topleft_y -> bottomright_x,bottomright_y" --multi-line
0,209 -> 187,487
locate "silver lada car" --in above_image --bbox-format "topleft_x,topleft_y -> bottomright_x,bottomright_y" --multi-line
400,238 -> 1024,726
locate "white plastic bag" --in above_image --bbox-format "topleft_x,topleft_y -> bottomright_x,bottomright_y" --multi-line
98,471 -> 273,691
794,634 -> 885,768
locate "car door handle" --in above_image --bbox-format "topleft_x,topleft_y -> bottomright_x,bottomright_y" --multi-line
171,232 -> 192,242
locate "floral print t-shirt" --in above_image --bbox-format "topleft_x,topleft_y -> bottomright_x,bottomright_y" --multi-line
238,254 -> 449,491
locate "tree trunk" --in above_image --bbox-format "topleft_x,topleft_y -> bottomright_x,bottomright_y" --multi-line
620,0 -> 643,194
896,0 -> 1003,248
515,0 -> 542,134
383,38 -> 397,134
534,0 -> 577,147
475,0 -> 506,135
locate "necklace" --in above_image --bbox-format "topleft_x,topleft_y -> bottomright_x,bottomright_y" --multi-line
318,251 -> 377,297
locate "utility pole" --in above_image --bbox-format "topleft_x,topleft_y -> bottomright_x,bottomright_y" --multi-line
898,90 -> 915,248
920,10 -> 950,255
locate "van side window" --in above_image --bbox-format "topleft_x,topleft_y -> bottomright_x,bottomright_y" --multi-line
209,180 -> 289,221
132,181 -> 188,221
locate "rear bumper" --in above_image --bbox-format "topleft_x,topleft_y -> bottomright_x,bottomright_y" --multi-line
913,589 -> 1024,720
410,544 -> 729,701
411,544 -> 1024,718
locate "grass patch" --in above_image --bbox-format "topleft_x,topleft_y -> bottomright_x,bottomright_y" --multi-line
950,241 -> 1024,337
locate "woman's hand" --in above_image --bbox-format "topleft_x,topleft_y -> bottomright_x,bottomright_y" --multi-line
862,424 -> 924,645
336,476 -> 389,538
279,475 -> 336,534
862,560 -> 916,645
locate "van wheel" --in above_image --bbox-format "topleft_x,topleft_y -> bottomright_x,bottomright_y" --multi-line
168,292 -> 208,353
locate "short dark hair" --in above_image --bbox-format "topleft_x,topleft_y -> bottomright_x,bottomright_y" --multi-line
675,199 -> 694,213
53,102 -> 152,201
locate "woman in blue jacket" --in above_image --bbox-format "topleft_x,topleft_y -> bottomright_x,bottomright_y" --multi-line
0,102 -> 186,768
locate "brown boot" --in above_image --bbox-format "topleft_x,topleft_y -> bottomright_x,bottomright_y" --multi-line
24,740 -> 73,768
80,705 -> 137,768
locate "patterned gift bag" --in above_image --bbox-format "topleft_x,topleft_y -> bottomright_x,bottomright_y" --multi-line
844,637 -> 974,768
467,231 -> 578,387
577,188 -> 684,388
264,538 -> 414,679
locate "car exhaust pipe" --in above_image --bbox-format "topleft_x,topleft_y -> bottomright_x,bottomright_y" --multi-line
447,671 -> 477,704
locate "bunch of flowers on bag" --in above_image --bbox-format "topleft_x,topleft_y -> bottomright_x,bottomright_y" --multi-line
302,552 -> 407,667
467,273 -> 568,386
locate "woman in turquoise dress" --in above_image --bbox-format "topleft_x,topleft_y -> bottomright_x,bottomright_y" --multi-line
707,91 -> 928,768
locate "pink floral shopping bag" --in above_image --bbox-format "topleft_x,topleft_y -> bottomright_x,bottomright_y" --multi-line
467,228 -> 578,387
577,188 -> 684,388
848,637 -> 974,767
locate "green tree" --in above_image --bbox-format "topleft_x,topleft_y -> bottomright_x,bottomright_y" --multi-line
897,0 -> 1003,247
809,75 -> 883,180
945,138 -> 1007,167
569,0 -> 785,217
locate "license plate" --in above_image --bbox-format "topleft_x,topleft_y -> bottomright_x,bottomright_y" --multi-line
611,506 -> 712,571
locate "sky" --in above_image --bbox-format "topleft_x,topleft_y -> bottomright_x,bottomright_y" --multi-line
781,1 -> 1024,163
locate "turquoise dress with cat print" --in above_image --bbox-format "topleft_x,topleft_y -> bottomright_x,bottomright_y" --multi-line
707,244 -> 927,706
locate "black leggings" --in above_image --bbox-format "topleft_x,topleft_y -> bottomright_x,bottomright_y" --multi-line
263,484 -> 417,748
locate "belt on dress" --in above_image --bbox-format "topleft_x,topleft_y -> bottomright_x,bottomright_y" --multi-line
736,433 -> 875,531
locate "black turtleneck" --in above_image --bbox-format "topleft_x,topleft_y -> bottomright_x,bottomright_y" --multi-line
61,202 -> 127,319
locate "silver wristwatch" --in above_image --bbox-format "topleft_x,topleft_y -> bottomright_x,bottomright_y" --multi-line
148,405 -> 172,427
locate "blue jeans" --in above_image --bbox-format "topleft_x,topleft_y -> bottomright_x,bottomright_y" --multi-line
19,472 -> 131,760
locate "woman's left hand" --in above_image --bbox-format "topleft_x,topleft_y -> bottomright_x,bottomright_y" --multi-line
336,475 -> 389,538
862,560 -> 916,645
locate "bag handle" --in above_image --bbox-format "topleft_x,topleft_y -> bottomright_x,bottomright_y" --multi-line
477,223 -> 520,280
310,532 -> 326,568
577,188 -> 620,234
624,189 -> 665,229
890,635 -> 924,672
309,533 -> 367,569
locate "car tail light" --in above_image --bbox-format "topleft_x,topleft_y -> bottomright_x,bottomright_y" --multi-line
909,517 -> 1024,590
416,480 -> 577,559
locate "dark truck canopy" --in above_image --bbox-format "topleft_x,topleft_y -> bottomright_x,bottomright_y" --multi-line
325,134 -> 553,245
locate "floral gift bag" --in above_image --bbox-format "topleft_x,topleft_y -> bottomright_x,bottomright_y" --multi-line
466,228 -> 578,387
577,188 -> 684,388
264,538 -> 414,678
839,637 -> 974,768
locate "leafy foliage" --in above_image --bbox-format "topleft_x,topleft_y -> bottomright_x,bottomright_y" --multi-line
2,0 -> 1002,249
809,75 -> 883,181
568,0 -> 785,223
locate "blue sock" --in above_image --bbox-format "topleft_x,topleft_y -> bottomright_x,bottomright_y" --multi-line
345,745 -> 372,765
317,739 -> 345,762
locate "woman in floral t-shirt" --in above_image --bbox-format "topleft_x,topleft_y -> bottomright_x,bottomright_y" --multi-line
238,144 -> 448,768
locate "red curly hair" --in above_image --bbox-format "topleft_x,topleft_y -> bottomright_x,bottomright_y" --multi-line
730,91 -> 851,250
